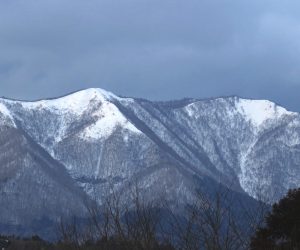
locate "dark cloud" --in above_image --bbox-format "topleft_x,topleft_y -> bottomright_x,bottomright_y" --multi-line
0,0 -> 300,111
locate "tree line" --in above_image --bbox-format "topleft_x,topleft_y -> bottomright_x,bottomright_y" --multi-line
2,186 -> 300,249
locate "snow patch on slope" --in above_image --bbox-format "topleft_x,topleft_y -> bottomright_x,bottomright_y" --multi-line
0,103 -> 13,118
184,102 -> 201,119
185,104 -> 195,117
80,99 -> 141,140
0,103 -> 16,127
236,99 -> 293,127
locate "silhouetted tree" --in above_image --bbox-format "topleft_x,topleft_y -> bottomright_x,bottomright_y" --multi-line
251,188 -> 300,250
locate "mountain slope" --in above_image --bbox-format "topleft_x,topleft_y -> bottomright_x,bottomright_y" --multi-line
0,88 -> 299,236
0,123 -> 88,238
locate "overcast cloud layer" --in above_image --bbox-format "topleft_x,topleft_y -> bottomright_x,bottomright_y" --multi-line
0,0 -> 300,111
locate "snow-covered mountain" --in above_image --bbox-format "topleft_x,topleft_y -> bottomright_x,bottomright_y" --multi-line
0,88 -> 299,236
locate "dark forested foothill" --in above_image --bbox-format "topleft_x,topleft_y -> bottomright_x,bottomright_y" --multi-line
0,185 -> 271,250
4,188 -> 300,249
2,236 -> 174,250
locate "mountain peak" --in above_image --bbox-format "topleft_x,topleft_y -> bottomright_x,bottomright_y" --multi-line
67,88 -> 118,101
235,98 -> 294,127
2,88 -> 120,115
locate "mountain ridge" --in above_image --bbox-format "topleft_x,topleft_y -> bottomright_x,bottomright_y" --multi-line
0,87 -> 299,237
1,88 -> 295,115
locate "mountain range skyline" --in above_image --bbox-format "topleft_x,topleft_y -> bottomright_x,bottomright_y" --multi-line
1,87 -> 297,114
1,1 -> 300,112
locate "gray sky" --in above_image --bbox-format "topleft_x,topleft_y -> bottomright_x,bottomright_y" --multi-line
1,0 -> 300,111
